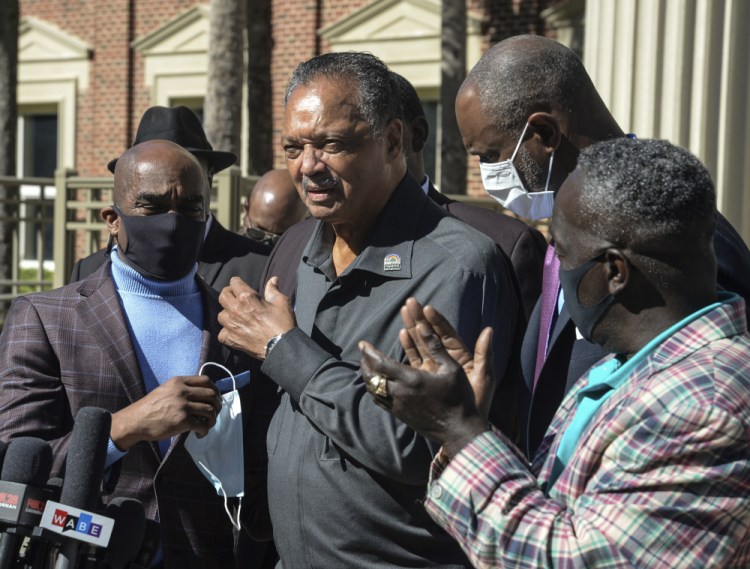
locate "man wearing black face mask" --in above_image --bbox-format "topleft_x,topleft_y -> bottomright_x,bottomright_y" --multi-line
0,140 -> 276,568
70,105 -> 272,291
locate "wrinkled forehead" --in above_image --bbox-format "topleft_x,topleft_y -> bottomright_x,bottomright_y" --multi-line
115,143 -> 207,202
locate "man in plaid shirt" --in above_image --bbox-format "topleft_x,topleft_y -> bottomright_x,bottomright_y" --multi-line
360,138 -> 750,568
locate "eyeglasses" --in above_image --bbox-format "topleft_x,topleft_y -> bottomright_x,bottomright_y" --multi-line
243,226 -> 281,247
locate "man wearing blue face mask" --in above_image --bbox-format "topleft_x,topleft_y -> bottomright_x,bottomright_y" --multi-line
0,140 -> 276,568
455,34 -> 750,456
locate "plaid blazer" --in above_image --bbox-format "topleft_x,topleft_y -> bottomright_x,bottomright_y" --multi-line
0,263 -> 277,569
425,296 -> 750,568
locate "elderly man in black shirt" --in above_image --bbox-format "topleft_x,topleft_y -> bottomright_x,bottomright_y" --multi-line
217,52 -> 519,568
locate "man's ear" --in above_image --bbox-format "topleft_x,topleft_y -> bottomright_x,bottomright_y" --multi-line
604,249 -> 630,296
101,206 -> 119,237
527,112 -> 563,155
410,116 -> 429,153
384,118 -> 404,159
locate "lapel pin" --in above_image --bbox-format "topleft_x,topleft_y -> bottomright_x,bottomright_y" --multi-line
383,253 -> 401,271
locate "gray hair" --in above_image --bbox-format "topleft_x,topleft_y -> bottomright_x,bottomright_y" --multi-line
284,52 -> 400,137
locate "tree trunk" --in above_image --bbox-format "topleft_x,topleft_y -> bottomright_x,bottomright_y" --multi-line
439,0 -> 467,194
204,0 -> 245,157
246,0 -> 273,175
0,0 -> 19,314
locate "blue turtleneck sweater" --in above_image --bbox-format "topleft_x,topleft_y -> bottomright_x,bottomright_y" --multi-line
106,250 -> 203,464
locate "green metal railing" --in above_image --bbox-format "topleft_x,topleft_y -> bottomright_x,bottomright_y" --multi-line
0,169 -> 544,320
0,175 -> 56,302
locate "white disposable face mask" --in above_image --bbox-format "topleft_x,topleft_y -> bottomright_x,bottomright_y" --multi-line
184,362 -> 246,531
479,121 -> 556,220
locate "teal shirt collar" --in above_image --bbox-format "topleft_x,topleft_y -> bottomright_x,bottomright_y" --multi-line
548,292 -> 738,489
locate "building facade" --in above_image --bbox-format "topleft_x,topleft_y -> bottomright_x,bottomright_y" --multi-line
16,0 -> 750,244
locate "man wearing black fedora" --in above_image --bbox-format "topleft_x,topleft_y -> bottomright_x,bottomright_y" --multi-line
70,105 -> 272,291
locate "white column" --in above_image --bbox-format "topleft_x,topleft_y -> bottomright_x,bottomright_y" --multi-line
584,0 -> 750,242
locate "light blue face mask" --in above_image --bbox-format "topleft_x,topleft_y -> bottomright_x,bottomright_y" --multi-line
184,362 -> 248,531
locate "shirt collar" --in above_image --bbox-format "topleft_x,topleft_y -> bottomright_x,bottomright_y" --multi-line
302,173 -> 428,281
420,175 -> 430,195
581,292 -> 741,398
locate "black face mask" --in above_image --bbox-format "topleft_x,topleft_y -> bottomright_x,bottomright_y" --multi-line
558,252 -> 616,343
113,205 -> 206,281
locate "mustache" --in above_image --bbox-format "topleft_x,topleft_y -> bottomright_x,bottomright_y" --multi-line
301,173 -> 339,193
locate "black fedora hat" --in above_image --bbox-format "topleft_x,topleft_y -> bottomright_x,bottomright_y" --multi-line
107,106 -> 237,173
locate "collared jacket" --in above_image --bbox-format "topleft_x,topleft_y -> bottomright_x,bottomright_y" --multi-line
425,296 -> 750,568
260,174 -> 519,568
0,264 -> 278,568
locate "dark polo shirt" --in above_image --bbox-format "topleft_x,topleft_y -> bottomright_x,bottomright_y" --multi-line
261,174 -> 519,568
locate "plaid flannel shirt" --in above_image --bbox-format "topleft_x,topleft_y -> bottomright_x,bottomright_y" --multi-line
425,296 -> 750,568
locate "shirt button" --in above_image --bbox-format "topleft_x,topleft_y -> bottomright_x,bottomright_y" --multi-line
430,483 -> 443,499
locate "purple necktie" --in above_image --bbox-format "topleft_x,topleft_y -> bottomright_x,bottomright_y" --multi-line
533,243 -> 560,390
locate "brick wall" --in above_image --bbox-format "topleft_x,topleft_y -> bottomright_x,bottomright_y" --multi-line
20,0 -> 205,177
21,0 -> 556,187
269,0 -> 318,167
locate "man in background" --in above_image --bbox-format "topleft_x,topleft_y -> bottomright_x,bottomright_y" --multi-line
361,138 -> 750,567
0,141 -> 276,568
390,71 -> 546,320
70,106 -> 271,291
454,35 -> 750,456
241,168 -> 307,248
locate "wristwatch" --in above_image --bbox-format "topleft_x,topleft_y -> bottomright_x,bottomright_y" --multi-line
265,332 -> 285,359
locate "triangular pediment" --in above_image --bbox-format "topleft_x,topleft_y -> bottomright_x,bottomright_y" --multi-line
133,5 -> 210,54
320,0 -> 440,42
320,0 -> 482,42
19,17 -> 90,62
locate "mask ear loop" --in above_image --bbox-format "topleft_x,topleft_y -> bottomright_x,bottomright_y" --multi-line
509,121 -> 531,163
199,361 -> 237,392
194,458 -> 242,531
544,152 -> 555,192
196,361 -> 241,530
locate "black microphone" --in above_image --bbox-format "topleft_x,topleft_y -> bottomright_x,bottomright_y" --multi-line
45,479 -> 64,503
0,441 -> 10,475
18,478 -> 65,569
0,438 -> 53,569
49,408 -> 112,569
60,408 -> 111,513
99,498 -> 146,569
130,519 -> 160,569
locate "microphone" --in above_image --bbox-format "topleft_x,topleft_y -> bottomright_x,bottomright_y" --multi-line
45,479 -> 64,503
18,478 -> 65,569
0,438 -> 53,569
74,497 -> 146,569
60,408 -> 111,513
42,408 -> 112,569
99,498 -> 146,569
130,519 -> 160,569
0,441 -> 10,474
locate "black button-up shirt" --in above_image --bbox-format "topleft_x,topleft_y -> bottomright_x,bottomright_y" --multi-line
262,175 -> 518,568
